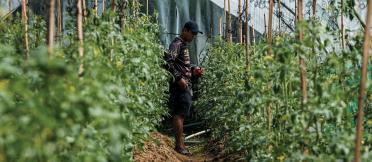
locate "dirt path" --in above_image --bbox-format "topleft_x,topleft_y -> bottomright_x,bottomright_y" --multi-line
134,132 -> 215,162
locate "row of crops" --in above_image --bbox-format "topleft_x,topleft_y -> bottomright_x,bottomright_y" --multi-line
0,0 -> 371,161
196,19 -> 372,160
0,2 -> 169,161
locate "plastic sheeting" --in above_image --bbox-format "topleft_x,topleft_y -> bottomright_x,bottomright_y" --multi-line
154,0 -> 258,65
1,0 -> 369,64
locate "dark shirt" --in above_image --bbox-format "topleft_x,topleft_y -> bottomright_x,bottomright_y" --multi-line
164,37 -> 192,82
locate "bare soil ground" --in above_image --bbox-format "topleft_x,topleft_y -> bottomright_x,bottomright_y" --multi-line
133,132 -> 244,162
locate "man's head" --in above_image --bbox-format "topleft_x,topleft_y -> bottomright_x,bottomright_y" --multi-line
181,21 -> 203,42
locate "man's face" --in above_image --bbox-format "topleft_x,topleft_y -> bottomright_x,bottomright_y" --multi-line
184,30 -> 197,42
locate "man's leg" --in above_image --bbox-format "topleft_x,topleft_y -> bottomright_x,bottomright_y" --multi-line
173,114 -> 185,149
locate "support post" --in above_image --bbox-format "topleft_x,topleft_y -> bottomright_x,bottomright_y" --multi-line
21,0 -> 29,59
354,1 -> 372,162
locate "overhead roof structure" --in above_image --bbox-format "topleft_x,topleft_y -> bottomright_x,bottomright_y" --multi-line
0,0 -> 369,64
211,0 -> 369,34
1,0 -> 369,33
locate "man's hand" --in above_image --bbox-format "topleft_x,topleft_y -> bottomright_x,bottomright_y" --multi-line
177,78 -> 188,90
193,67 -> 204,77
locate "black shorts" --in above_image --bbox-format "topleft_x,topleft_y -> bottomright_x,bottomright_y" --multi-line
169,86 -> 193,117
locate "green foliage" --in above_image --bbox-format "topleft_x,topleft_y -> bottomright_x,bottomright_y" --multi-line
0,10 -> 168,162
197,20 -> 372,161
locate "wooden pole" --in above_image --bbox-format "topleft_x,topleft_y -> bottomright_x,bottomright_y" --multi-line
238,0 -> 242,43
210,13 -> 214,39
298,0 -> 308,155
133,0 -> 139,18
295,0 -> 297,24
133,0 -> 136,17
77,0 -> 84,76
95,0 -> 98,16
8,0 -> 12,12
103,0 -> 105,13
57,0 -> 62,38
312,0 -> 316,16
227,0 -> 232,42
219,17 -> 222,35
21,0 -> 29,59
48,0 -> 56,55
82,0 -> 87,17
297,0 -> 307,104
223,0 -> 227,40
354,1 -> 372,162
111,0 -> 116,12
278,0 -> 282,33
245,0 -> 249,70
119,0 -> 126,32
268,0 -> 274,55
341,0 -> 346,49
146,0 -> 149,15
251,6 -> 255,45
251,23 -> 255,45
264,14 -> 267,38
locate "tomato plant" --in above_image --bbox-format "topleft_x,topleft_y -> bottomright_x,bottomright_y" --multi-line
0,8 -> 168,162
196,20 -> 372,161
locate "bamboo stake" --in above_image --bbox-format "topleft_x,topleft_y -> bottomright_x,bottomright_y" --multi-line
295,0 -> 297,24
298,0 -> 307,105
245,0 -> 249,70
268,0 -> 274,55
8,0 -> 12,12
264,14 -> 267,38
95,0 -> 98,16
238,0 -> 242,43
224,0 -> 226,19
297,1 -> 309,156
312,0 -> 316,16
266,0 -> 274,145
250,25 -> 255,60
111,0 -> 116,12
133,0 -> 138,18
21,0 -> 29,59
57,0 -> 62,38
146,0 -> 149,15
219,17 -> 222,35
251,24 -> 255,45
77,0 -> 84,76
278,0 -> 282,33
311,0 -> 316,101
119,0 -> 126,32
224,0 -> 226,38
354,1 -> 372,162
82,0 -> 87,17
341,0 -> 346,49
48,0 -> 56,55
103,0 -> 105,13
210,13 -> 214,39
227,0 -> 232,42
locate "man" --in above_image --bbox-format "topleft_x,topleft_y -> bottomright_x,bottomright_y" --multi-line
164,21 -> 203,156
